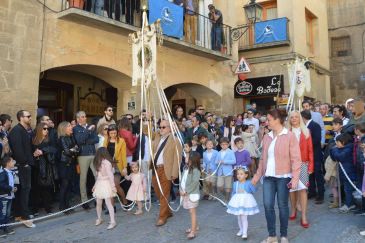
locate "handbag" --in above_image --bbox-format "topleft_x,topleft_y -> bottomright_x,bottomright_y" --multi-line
189,193 -> 200,203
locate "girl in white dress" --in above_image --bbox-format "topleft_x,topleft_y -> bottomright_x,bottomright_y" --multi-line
227,167 -> 259,240
92,147 -> 117,230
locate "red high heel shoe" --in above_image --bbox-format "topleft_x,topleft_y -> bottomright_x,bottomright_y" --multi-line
301,219 -> 309,228
289,212 -> 297,220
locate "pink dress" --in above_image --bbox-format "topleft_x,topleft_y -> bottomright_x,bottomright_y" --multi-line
93,159 -> 116,199
125,172 -> 147,201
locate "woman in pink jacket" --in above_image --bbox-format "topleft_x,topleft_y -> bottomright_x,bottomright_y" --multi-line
252,109 -> 301,243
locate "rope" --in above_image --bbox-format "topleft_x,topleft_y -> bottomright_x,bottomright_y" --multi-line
0,198 -> 95,227
338,162 -> 362,194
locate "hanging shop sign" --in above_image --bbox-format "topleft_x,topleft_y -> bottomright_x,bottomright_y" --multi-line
234,75 -> 284,98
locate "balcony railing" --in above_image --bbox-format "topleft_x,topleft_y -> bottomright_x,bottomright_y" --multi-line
61,0 -> 232,56
236,17 -> 290,51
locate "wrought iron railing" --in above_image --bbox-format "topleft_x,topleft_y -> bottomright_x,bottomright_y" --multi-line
61,0 -> 232,56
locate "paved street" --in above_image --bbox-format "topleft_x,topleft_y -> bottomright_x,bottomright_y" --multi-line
3,185 -> 365,243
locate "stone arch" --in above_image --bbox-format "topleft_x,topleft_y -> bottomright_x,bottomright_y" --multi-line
164,82 -> 222,115
38,64 -> 133,122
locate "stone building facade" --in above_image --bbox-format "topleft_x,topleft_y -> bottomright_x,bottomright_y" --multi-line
232,0 -> 331,111
0,0 -> 332,124
328,0 -> 365,104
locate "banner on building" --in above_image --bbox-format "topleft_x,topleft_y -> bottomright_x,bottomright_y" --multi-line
130,20 -> 158,87
149,0 -> 183,38
255,18 -> 288,44
234,75 -> 284,98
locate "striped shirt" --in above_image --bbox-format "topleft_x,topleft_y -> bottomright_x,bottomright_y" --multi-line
323,114 -> 334,144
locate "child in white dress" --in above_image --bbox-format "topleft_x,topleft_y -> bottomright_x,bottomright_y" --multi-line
92,147 -> 117,230
227,167 -> 259,240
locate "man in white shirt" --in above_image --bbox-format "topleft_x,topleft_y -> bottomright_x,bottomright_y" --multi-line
302,100 -> 325,146
243,109 -> 259,133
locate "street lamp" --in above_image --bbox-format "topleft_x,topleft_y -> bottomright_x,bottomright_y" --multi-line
231,0 -> 263,41
244,0 -> 263,23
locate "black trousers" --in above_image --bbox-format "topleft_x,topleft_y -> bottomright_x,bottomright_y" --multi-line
105,0 -> 121,21
308,159 -> 325,198
18,165 -> 31,218
59,178 -> 72,210
29,168 -> 53,212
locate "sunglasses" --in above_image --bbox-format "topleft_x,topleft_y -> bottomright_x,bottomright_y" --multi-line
247,112 -> 253,115
198,108 -> 205,111
103,127 -> 109,130
107,109 -> 113,112
24,115 -> 31,118
159,126 -> 169,130
43,127 -> 49,131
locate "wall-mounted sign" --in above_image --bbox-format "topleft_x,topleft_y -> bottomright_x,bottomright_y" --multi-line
234,75 -> 284,98
235,57 -> 251,74
79,92 -> 106,116
128,101 -> 136,110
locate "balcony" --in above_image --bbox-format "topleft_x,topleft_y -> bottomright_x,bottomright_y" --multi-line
57,0 -> 232,61
236,17 -> 290,51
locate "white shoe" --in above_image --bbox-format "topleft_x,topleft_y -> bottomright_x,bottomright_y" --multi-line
280,237 -> 289,243
261,236 -> 278,243
242,234 -> 248,240
236,231 -> 243,236
360,230 -> 365,236
339,205 -> 349,213
348,205 -> 356,211
339,205 -> 356,213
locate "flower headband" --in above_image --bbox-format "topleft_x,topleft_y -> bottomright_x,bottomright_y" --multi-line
236,165 -> 249,172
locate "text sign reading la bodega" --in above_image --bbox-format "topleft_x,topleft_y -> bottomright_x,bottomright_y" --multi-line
234,75 -> 284,98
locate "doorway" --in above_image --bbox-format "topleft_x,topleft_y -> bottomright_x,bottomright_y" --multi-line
38,79 -> 74,125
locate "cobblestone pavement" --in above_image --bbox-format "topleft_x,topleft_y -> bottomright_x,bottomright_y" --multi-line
3,185 -> 365,243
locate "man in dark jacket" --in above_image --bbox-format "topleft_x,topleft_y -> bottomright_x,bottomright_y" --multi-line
301,110 -> 325,204
73,111 -> 99,209
8,110 -> 35,224
185,116 -> 209,142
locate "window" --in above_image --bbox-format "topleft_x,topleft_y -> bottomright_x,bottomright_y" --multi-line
331,36 -> 352,57
261,0 -> 278,21
305,9 -> 317,54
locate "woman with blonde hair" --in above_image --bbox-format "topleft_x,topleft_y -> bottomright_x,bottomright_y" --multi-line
287,111 -> 314,228
57,121 -> 79,212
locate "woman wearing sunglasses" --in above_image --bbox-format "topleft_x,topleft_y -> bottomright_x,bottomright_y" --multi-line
32,122 -> 58,214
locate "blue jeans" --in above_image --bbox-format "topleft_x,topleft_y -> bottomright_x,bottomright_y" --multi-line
211,26 -> 222,51
91,0 -> 104,15
342,178 -> 355,207
263,177 -> 291,237
0,198 -> 12,230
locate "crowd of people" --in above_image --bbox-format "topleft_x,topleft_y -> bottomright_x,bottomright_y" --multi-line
69,0 -> 225,52
0,97 -> 365,241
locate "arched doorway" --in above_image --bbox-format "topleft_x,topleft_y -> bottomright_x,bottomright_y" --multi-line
164,83 -> 222,116
38,64 -> 131,124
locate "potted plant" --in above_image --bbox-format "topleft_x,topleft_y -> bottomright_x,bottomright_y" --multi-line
68,0 -> 84,9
